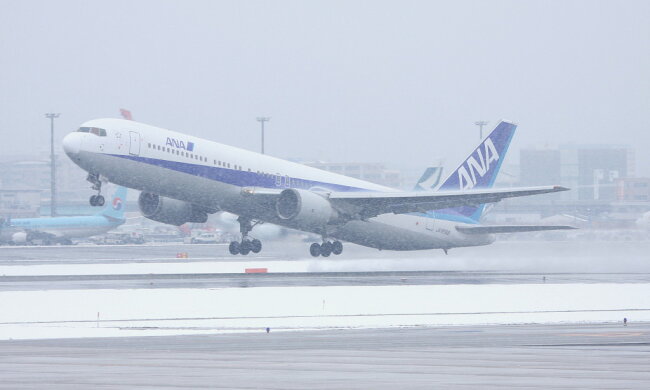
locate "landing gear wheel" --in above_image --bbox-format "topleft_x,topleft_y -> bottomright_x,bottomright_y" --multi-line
234,217 -> 263,255
240,240 -> 252,255
229,241 -> 240,255
320,241 -> 332,257
251,239 -> 262,253
309,243 -> 321,257
332,241 -> 343,255
89,195 -> 105,207
87,174 -> 104,207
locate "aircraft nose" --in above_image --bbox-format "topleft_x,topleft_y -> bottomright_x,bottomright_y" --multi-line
62,132 -> 82,156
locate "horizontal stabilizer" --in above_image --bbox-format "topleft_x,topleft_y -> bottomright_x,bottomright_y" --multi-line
328,185 -> 569,219
456,225 -> 577,235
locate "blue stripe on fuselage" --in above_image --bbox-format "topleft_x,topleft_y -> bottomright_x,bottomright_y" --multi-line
412,211 -> 479,225
112,154 -> 373,193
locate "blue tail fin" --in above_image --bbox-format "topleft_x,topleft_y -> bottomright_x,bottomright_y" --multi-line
98,186 -> 128,220
413,166 -> 444,191
435,120 -> 517,223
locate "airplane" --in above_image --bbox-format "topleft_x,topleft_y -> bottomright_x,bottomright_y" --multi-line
0,186 -> 127,245
62,119 -> 572,256
414,166 -> 444,191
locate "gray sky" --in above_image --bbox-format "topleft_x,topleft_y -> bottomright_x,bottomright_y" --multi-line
1,0 -> 648,175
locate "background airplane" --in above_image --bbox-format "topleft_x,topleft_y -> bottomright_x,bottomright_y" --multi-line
413,166 -> 444,191
0,186 -> 127,245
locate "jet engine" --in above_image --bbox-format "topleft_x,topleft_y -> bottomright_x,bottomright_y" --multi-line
275,189 -> 338,229
10,231 -> 27,244
138,192 -> 209,226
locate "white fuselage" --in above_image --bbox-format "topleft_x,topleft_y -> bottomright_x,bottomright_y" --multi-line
63,119 -> 494,251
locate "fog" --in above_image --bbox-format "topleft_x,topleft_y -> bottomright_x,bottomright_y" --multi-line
305,239 -> 650,274
1,0 -> 649,173
2,4 -> 650,385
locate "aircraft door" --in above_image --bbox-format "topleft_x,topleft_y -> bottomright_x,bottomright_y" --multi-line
129,131 -> 141,156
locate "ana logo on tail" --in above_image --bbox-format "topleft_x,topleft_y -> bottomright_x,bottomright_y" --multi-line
457,137 -> 499,190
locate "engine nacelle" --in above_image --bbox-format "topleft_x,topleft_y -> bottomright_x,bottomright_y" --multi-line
275,189 -> 337,229
11,231 -> 27,244
138,192 -> 209,226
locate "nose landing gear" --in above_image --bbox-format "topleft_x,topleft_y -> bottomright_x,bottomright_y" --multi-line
309,240 -> 343,257
228,217 -> 263,256
87,173 -> 105,207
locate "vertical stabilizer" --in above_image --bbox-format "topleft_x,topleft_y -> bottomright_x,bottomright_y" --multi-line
435,120 -> 517,222
99,186 -> 128,220
413,166 -> 444,191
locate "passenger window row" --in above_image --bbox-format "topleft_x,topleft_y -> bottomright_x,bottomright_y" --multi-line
144,141 -> 305,187
146,142 -> 247,171
213,159 -> 232,169
146,143 -> 208,162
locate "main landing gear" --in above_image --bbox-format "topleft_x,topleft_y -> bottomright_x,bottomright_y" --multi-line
87,173 -> 105,207
229,239 -> 262,256
229,217 -> 263,256
310,240 -> 343,257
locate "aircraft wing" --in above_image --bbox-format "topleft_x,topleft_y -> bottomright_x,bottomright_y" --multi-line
327,185 -> 569,218
456,225 -> 576,234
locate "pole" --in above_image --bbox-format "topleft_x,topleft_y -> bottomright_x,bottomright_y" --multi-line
261,120 -> 265,154
256,117 -> 270,154
45,113 -> 60,217
474,120 -> 489,141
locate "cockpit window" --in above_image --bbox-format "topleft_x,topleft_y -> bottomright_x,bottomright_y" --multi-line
77,127 -> 107,136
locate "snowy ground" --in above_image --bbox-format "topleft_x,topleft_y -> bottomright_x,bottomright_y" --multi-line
1,283 -> 648,340
2,241 -> 649,341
